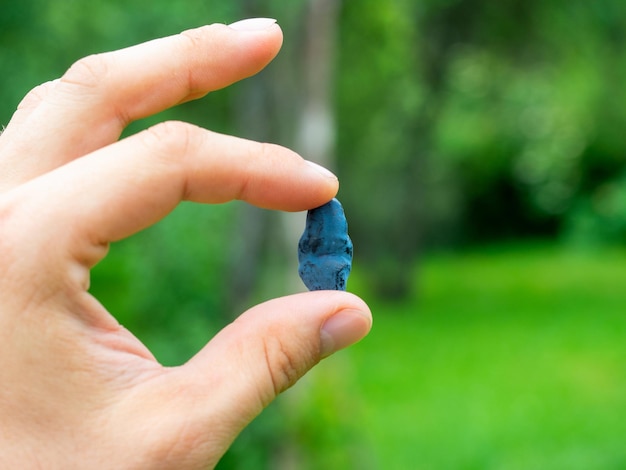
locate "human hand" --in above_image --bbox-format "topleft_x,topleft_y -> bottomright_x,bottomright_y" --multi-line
0,18 -> 371,469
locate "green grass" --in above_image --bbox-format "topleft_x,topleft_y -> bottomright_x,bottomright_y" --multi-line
284,244 -> 626,469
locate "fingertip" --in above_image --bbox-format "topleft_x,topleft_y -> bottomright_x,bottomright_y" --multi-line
304,160 -> 337,181
180,21 -> 283,86
320,308 -> 372,358
301,160 -> 340,209
296,290 -> 371,358
214,140 -> 338,212
224,17 -> 283,67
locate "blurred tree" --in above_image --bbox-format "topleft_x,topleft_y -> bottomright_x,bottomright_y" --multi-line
336,0 -> 626,300
226,0 -> 343,307
337,1 -> 429,298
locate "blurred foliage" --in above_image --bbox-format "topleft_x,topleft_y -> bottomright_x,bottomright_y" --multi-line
337,0 -> 626,295
89,202 -> 237,364
3,0 -> 626,468
334,243 -> 626,469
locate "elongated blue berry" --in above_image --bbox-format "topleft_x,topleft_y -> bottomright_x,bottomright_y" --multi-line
298,198 -> 353,291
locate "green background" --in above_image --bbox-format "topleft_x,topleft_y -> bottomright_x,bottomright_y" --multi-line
2,1 -> 626,468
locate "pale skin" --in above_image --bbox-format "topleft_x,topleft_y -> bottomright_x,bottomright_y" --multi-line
0,18 -> 372,469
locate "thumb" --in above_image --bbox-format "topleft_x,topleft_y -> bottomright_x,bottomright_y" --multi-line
183,290 -> 371,434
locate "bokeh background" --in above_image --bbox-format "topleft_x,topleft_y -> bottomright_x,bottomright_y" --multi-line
3,0 -> 626,468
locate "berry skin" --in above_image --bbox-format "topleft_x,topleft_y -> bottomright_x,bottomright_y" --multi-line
298,198 -> 353,291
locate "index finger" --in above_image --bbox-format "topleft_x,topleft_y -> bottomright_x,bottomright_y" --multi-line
5,122 -> 339,270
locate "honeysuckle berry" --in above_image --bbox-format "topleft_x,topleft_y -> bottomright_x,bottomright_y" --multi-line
297,198 -> 353,291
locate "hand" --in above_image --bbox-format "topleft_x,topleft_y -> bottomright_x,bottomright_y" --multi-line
0,18 -> 371,469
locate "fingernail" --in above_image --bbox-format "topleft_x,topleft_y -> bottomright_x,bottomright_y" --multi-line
306,160 -> 337,180
320,309 -> 372,358
229,18 -> 278,32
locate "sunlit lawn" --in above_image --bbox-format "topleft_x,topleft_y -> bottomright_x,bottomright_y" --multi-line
287,244 -> 626,469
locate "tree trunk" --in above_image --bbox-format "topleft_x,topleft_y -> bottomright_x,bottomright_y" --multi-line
280,0 -> 342,293
226,0 -> 342,307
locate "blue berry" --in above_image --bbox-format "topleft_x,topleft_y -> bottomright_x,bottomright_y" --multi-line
298,198 -> 353,291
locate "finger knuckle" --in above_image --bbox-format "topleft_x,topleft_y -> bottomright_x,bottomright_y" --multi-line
178,25 -> 227,96
262,334 -> 302,400
179,23 -> 224,51
61,53 -> 110,90
141,121 -> 201,162
179,27 -> 206,51
256,141 -> 281,158
16,80 -> 58,110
